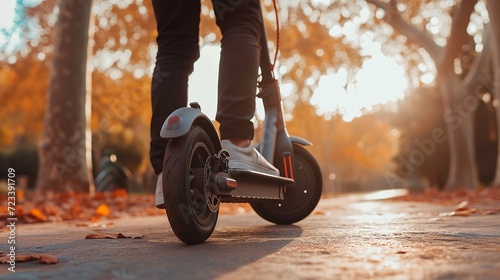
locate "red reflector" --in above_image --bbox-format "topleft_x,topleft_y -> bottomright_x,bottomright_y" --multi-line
283,157 -> 289,178
168,116 -> 181,124
282,155 -> 294,179
227,179 -> 237,188
288,155 -> 294,179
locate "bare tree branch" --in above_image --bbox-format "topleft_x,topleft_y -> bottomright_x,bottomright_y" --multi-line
366,0 -> 441,60
438,0 -> 478,73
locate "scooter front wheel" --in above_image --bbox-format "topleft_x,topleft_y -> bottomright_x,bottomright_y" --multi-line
251,144 -> 322,224
163,125 -> 218,244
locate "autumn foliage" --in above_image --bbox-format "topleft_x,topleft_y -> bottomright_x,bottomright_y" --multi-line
1,0 -> 498,195
0,190 -> 160,225
0,0 -> 401,194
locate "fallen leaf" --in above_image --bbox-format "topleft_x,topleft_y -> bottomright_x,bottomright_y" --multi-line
453,208 -> 477,216
111,189 -> 128,198
94,192 -> 106,200
39,255 -> 58,264
18,189 -> 25,200
16,205 -> 25,216
96,204 -> 110,217
85,233 -> 120,239
0,256 -> 12,264
0,254 -> 57,264
456,200 -> 469,211
28,208 -> 47,221
11,255 -> 40,262
85,232 -> 144,239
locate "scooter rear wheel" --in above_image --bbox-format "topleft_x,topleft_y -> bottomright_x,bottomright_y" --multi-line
163,125 -> 218,244
251,144 -> 322,224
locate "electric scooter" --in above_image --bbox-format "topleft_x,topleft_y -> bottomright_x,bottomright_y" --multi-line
159,3 -> 323,244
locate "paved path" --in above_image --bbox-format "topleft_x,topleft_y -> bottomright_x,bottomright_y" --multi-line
1,191 -> 499,279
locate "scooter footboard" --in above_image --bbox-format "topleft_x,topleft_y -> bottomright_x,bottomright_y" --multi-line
220,169 -> 292,202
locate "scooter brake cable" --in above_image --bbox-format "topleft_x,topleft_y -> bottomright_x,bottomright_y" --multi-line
271,0 -> 280,70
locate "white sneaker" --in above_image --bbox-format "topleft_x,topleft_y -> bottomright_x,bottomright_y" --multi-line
155,173 -> 165,209
221,140 -> 280,176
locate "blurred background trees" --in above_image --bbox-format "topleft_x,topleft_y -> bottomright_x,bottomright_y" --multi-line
365,0 -> 495,190
0,0 -> 498,194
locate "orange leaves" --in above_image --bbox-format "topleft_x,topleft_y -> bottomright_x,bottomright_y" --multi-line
28,208 -> 47,222
96,204 -> 110,218
0,253 -> 58,265
0,190 -> 164,226
17,189 -> 25,200
39,255 -> 59,264
439,201 -> 478,217
394,187 -> 500,217
455,200 -> 470,211
287,101 -> 399,183
111,189 -> 127,198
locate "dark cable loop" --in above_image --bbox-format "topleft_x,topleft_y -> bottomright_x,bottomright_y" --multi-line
271,0 -> 280,70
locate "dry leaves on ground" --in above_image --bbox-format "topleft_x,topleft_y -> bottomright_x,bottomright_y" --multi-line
0,190 -> 164,226
0,253 -> 58,264
439,200 -> 478,217
0,189 -> 254,228
393,186 -> 500,217
85,232 -> 145,239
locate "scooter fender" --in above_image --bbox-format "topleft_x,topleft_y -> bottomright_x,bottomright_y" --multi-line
289,136 -> 312,147
160,107 -> 222,152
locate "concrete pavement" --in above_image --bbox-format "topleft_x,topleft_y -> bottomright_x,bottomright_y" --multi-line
0,191 -> 499,279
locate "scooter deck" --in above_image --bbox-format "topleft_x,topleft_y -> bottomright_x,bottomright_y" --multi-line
229,168 -> 294,184
220,168 -> 293,203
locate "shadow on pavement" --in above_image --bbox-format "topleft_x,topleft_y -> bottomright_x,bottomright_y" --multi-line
146,225 -> 303,279
0,223 -> 303,280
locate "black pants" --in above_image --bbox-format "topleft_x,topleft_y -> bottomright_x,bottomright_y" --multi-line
150,0 -> 263,174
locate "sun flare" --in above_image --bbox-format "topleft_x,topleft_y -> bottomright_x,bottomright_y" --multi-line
311,52 -> 408,122
0,0 -> 16,30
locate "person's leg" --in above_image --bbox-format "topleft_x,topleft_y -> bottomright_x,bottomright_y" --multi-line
150,0 -> 201,175
214,0 -> 279,175
214,0 -> 262,142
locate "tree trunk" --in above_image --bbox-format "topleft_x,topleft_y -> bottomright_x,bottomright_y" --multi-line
36,0 -> 93,193
86,0 -> 97,195
440,74 -> 478,189
488,0 -> 500,186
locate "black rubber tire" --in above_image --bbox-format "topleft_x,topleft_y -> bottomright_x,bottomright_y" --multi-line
95,170 -> 127,192
251,144 -> 322,224
163,126 -> 218,244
